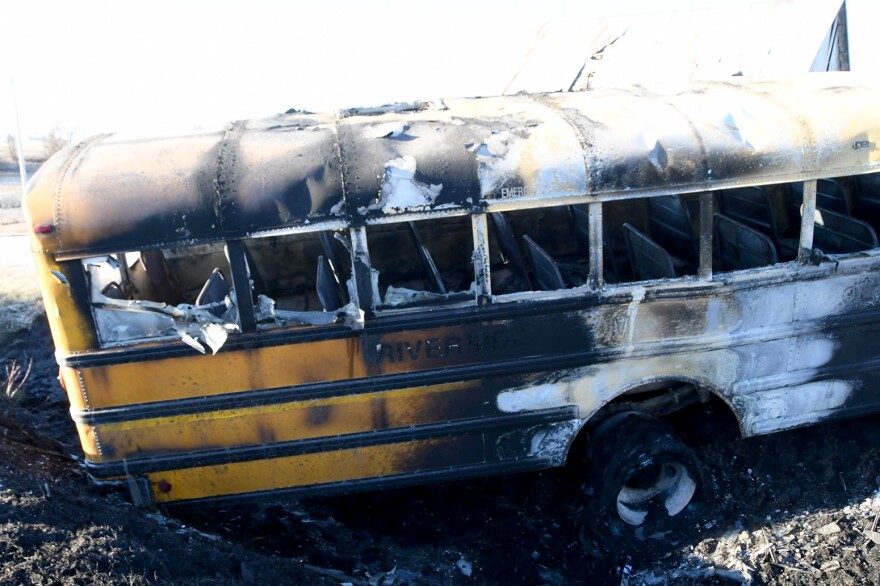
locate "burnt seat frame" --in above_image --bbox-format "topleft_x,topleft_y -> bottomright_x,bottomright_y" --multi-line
316,255 -> 343,311
645,195 -> 699,272
523,235 -> 566,291
407,221 -> 448,295
713,213 -> 779,272
489,212 -> 533,290
789,178 -> 850,217
622,223 -> 677,281
856,174 -> 880,232
812,208 -> 879,254
718,187 -> 798,259
571,204 -> 620,283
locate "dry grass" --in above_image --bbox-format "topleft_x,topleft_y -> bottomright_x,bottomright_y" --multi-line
0,166 -> 43,336
3,358 -> 32,408
1,154 -> 31,234
0,182 -> 22,203
1,146 -> 41,212
0,266 -> 43,345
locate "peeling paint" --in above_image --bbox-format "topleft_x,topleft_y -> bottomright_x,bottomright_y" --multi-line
527,420 -> 582,465
383,286 -> 455,307
254,294 -> 363,330
624,286 -> 646,351
365,155 -> 443,213
364,121 -> 409,139
739,380 -> 855,435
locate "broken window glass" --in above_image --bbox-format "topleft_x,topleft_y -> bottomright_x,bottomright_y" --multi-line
366,216 -> 476,309
83,243 -> 238,353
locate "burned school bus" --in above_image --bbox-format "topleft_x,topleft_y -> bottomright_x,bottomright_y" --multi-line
23,73 -> 880,534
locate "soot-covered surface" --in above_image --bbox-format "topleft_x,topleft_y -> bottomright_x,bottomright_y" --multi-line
2,319 -> 880,585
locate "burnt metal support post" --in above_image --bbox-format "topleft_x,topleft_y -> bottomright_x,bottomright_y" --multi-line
699,191 -> 714,280
471,214 -> 492,305
350,227 -> 375,314
588,201 -> 603,289
798,179 -> 817,265
225,240 -> 257,333
408,221 -> 447,294
11,78 -> 28,197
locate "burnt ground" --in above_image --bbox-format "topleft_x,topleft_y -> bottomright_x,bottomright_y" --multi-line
2,316 -> 880,585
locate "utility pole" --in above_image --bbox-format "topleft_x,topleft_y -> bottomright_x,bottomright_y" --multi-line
11,78 -> 28,197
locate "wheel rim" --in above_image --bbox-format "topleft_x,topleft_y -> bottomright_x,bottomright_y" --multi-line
615,462 -> 697,526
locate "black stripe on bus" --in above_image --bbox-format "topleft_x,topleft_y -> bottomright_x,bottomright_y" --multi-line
84,406 -> 577,478
157,458 -> 554,509
71,349 -> 589,426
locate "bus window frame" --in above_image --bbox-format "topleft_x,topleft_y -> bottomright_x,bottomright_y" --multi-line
797,179 -> 818,264
357,216 -> 484,315
225,240 -> 257,333
83,229 -> 369,349
76,177 -> 846,348
478,179 -> 824,305
82,243 -> 240,350
231,229 -> 362,334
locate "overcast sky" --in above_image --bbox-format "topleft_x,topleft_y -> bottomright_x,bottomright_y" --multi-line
1,0 -> 877,141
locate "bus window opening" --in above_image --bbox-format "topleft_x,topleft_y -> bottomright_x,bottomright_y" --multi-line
241,230 -> 354,328
84,243 -> 236,352
367,216 -> 476,308
488,205 -> 592,294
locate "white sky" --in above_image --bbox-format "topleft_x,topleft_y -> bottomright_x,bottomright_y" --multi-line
0,0 -> 877,140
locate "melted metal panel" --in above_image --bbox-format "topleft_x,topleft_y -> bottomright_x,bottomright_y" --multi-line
224,115 -> 344,233
24,75 -> 880,258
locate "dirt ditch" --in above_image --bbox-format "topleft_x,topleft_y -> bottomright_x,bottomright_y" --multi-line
2,316 -> 880,585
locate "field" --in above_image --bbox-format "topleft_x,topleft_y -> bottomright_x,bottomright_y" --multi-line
0,176 -> 26,236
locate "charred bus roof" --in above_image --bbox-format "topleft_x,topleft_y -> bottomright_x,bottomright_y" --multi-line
23,73 -> 880,258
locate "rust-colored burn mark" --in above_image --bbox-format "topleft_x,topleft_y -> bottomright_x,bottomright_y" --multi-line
347,338 -> 357,379
632,295 -> 735,343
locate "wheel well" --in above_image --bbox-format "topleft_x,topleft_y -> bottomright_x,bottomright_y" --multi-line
566,380 -> 741,466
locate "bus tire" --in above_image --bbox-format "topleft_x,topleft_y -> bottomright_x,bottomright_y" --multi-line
586,411 -> 701,544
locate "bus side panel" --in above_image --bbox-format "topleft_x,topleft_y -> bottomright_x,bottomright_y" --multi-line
75,256 -> 880,504
738,261 -> 880,435
86,381 -> 489,460
75,310 -> 595,503
489,260 -> 880,439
